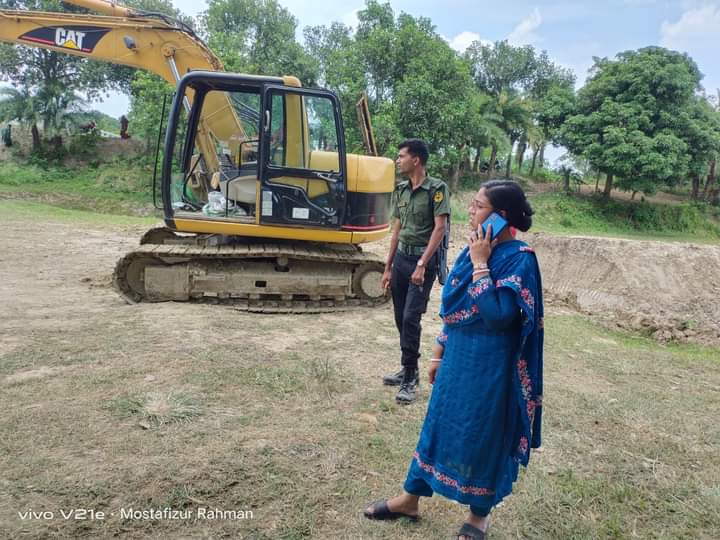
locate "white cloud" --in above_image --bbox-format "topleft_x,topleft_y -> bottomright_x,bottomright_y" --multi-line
342,8 -> 360,30
445,31 -> 490,53
507,8 -> 543,46
660,4 -> 720,53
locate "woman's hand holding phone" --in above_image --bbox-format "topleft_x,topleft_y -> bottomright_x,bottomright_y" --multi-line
468,222 -> 495,267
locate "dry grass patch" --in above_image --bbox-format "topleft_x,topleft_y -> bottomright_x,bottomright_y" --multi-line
1,298 -> 719,539
105,392 -> 204,429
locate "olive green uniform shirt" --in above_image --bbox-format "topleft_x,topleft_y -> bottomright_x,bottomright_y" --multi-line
391,176 -> 450,247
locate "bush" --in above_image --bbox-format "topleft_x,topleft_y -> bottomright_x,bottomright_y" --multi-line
531,191 -> 720,239
67,131 -> 100,161
531,166 -> 560,183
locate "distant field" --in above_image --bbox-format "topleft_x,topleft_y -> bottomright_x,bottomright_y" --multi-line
451,189 -> 720,243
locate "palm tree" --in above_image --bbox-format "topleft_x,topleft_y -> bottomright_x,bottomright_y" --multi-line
481,90 -> 530,179
524,121 -> 545,177
469,93 -> 507,175
0,88 -> 41,150
36,84 -> 86,145
0,86 -> 86,150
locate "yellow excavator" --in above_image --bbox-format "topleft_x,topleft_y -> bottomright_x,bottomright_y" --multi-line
1,0 -> 395,312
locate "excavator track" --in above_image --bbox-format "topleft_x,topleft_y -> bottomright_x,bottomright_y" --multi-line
113,239 -> 389,313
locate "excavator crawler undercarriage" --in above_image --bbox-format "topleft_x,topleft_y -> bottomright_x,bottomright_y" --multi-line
114,229 -> 389,313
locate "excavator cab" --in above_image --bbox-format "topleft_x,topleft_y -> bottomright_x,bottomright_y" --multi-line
162,71 -> 348,234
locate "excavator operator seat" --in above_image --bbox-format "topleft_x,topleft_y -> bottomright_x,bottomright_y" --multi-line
220,173 -> 257,204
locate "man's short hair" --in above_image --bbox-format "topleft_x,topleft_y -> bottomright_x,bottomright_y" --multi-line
398,139 -> 429,166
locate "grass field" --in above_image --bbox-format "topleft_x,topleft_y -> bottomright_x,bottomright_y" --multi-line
0,196 -> 718,538
1,164 -> 719,538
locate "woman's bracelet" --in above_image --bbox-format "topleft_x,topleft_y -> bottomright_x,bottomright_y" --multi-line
430,358 -> 443,363
472,269 -> 489,278
473,262 -> 488,271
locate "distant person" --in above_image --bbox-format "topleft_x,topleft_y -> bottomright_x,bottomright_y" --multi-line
119,115 -> 130,139
1,123 -> 11,147
365,180 -> 544,540
80,120 -> 96,134
381,138 -> 450,404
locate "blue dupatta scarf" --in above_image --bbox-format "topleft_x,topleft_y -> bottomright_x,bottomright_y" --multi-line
439,240 -> 544,466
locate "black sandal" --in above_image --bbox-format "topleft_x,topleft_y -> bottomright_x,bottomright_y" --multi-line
363,499 -> 419,522
456,522 -> 487,539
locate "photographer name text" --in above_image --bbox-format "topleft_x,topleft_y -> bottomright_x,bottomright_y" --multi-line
18,507 -> 254,521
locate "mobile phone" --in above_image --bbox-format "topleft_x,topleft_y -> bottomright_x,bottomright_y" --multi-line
481,212 -> 508,241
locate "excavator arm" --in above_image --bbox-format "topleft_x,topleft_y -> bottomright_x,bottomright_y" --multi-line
0,0 -> 254,172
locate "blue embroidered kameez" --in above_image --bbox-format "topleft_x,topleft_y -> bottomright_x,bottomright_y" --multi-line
403,240 -> 544,513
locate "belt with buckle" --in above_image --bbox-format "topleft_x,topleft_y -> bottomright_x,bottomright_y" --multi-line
398,242 -> 427,257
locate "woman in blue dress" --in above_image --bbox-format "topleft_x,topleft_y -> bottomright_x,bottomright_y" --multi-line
364,180 -> 544,540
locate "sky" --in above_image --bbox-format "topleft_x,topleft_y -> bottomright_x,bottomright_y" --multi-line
3,0 -> 719,158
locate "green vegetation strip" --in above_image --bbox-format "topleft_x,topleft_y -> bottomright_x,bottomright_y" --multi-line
530,192 -> 720,242
0,199 -> 158,227
4,159 -> 720,241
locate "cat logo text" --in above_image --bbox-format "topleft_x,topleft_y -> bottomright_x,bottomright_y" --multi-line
19,26 -> 111,54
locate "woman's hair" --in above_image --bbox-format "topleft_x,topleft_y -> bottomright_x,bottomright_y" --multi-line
481,179 -> 534,232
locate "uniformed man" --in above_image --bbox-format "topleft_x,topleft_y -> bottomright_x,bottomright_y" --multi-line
381,139 -> 450,404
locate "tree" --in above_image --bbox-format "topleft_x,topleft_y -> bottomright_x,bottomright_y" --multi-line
0,87 -> 41,149
703,92 -> 720,203
678,95 -> 720,200
529,55 -> 575,173
354,0 -> 397,107
388,13 -> 483,189
303,2 -> 501,190
464,41 -> 538,178
201,0 -> 317,85
127,71 -> 174,152
560,47 -> 702,197
304,22 -> 367,152
465,40 -> 536,97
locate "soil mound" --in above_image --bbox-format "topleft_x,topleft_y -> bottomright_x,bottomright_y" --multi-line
523,232 -> 720,344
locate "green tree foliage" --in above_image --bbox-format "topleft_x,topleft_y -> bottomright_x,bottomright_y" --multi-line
677,96 -> 720,200
127,71 -> 174,152
200,0 -> 317,84
389,12 -> 482,187
304,22 -> 366,151
560,47 -> 710,197
0,87 -> 42,148
464,40 -> 571,178
306,2 -> 504,190
465,40 -> 536,97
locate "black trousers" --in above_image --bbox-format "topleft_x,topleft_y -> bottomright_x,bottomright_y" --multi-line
390,251 -> 437,370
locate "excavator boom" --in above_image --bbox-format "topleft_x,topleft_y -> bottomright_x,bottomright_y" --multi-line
0,4 -> 248,167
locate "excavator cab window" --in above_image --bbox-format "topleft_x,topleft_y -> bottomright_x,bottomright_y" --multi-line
259,86 -> 347,229
163,76 -> 264,220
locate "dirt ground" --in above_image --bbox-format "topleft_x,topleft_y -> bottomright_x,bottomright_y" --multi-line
1,212 -> 718,351
1,208 -> 719,539
520,231 -> 720,345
